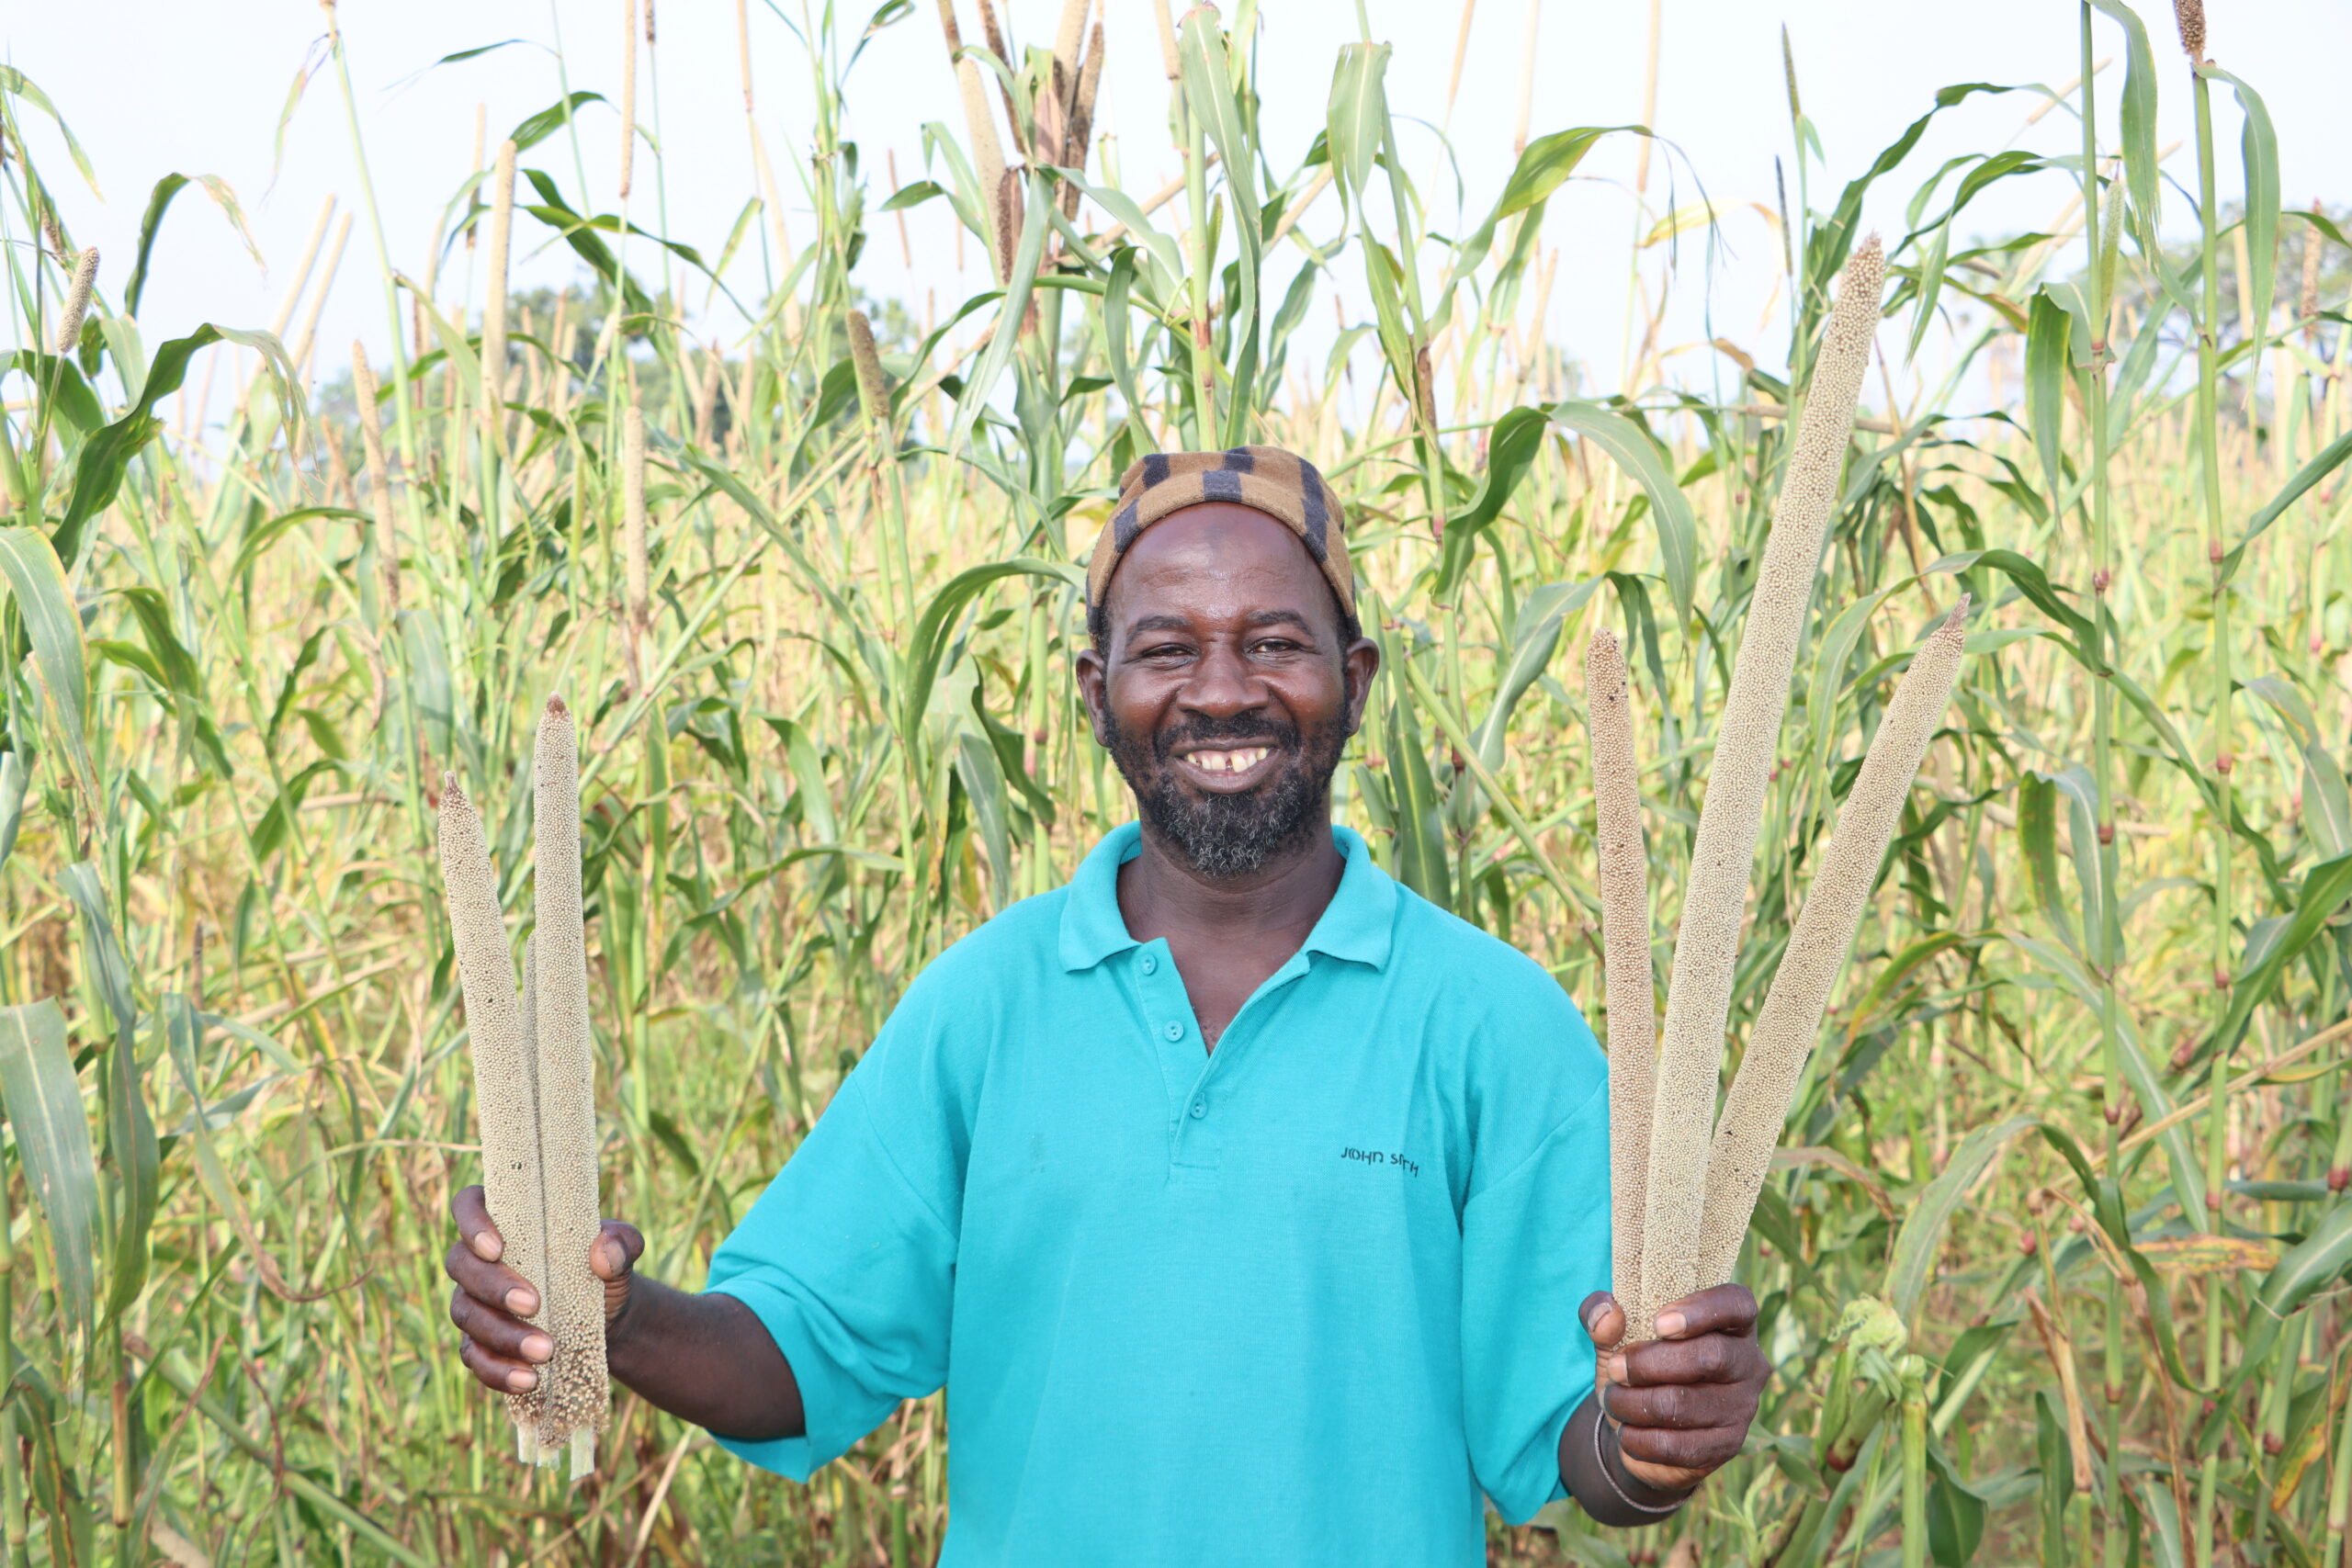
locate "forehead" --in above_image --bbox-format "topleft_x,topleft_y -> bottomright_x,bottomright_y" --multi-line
1104,502 -> 1332,628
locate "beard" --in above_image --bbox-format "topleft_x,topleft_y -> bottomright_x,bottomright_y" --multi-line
1102,707 -> 1349,880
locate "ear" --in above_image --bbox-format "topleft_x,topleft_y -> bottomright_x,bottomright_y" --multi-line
1340,636 -> 1381,736
1074,643 -> 1113,747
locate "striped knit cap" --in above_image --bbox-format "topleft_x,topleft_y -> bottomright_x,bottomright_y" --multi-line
1086,446 -> 1354,618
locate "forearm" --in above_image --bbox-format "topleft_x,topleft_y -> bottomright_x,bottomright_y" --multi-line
1557,1393 -> 1698,1528
605,1276 -> 804,1441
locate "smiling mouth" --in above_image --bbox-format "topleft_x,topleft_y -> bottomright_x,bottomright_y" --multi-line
1179,746 -> 1273,780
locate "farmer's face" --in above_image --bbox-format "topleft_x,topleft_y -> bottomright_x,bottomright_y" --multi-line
1076,502 -> 1378,879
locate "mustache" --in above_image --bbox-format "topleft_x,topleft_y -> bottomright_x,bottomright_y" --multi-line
1150,715 -> 1302,764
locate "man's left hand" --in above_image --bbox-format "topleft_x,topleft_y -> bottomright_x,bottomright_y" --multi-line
1580,1284 -> 1769,1492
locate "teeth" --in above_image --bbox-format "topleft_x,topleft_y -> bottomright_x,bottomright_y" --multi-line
1188,748 -> 1269,775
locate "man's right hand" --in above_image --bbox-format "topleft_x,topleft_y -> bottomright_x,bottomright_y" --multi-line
447,1185 -> 643,1395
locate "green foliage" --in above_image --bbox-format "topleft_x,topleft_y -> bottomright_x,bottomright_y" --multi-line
0,5 -> 2345,1564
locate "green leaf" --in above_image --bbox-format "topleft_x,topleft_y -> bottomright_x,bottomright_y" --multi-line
0,750 -> 28,874
1435,405 -> 1553,592
516,171 -> 656,319
760,716 -> 839,842
1498,126 -> 1624,219
1887,1114 -> 2039,1322
58,865 -> 131,1052
2087,1 -> 2164,265
0,67 -> 101,197
2025,288 -> 2071,503
2206,66 -> 2279,351
1060,174 -> 1184,294
126,173 -> 263,317
1324,43 -> 1392,209
0,527 -> 95,804
2255,1198 -> 2352,1327
229,506 -> 368,587
2203,1198 -> 2352,1435
1806,83 -> 2018,296
435,39 -> 534,66
2046,764 -> 2109,967
2018,772 -> 2080,958
0,352 -> 100,439
61,323 -> 301,569
1925,1438 -> 1990,1566
1802,587 -> 1894,793
1379,671 -> 1452,912
1471,579 -> 1601,772
1101,251 -> 1159,457
118,586 -> 201,702
2218,427 -> 2352,584
1937,548 -> 2094,648
955,727 -> 1014,908
0,1000 -> 98,1340
949,173 -> 1050,457
1180,8 -> 1261,441
902,558 -> 1082,740
880,180 -> 944,212
2204,849 -> 2352,1065
1548,401 -> 1698,625
60,865 -> 156,1321
510,91 -> 605,154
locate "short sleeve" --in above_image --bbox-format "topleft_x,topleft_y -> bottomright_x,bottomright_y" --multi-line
702,981 -> 972,1479
1459,1015 -> 1611,1524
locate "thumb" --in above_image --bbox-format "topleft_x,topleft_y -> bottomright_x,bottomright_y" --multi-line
1580,1291 -> 1628,1352
594,1220 -> 643,1325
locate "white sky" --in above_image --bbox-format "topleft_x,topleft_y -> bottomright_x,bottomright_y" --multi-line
6,0 -> 2346,417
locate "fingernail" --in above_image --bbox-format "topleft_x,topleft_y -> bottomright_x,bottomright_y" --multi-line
471,1232 -> 502,1262
522,1333 -> 554,1364
508,1369 -> 538,1393
601,1240 -> 626,1273
1656,1311 -> 1686,1337
505,1287 -> 538,1315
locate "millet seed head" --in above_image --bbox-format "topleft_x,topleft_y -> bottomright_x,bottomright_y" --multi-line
54,247 -> 98,356
1640,233 -> 1887,1316
2174,0 -> 2205,59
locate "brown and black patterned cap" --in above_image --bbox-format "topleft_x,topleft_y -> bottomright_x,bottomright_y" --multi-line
1085,445 -> 1354,618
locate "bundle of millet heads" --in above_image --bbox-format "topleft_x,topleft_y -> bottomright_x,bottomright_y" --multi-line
438,698 -> 609,1476
1587,237 -> 1973,1340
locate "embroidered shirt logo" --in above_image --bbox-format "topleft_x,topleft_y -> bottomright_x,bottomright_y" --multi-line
1340,1145 -> 1419,1179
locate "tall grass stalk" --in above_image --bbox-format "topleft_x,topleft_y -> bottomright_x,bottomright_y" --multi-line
0,4 -> 2343,1562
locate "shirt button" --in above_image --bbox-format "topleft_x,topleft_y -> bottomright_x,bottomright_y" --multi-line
1140,954 -> 1158,976
1190,1098 -> 1207,1119
1163,1021 -> 1184,1041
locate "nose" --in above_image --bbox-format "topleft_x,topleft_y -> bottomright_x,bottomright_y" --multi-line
1178,637 -> 1268,723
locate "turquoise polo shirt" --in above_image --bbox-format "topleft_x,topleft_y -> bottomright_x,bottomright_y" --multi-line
705,822 -> 1611,1565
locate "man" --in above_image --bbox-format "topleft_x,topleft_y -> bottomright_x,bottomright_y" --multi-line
447,446 -> 1768,1562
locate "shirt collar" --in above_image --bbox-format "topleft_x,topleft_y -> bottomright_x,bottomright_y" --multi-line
1057,822 -> 1396,973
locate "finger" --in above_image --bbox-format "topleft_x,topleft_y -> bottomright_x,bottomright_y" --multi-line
593,1219 -> 643,1280
459,1334 -> 545,1396
1618,1418 -> 1747,1474
445,1238 -> 540,1319
1619,1456 -> 1710,1494
1605,1379 -> 1754,1431
594,1219 -> 642,1324
449,1286 -> 556,1366
1651,1282 -> 1758,1341
1579,1291 -> 1626,1350
1623,1331 -> 1768,1388
452,1185 -> 505,1263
